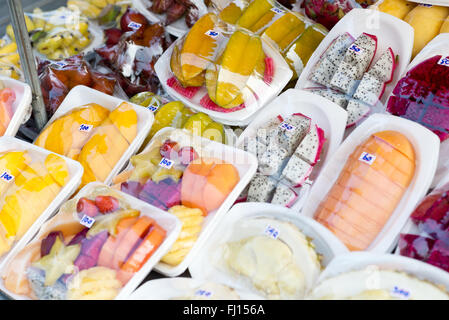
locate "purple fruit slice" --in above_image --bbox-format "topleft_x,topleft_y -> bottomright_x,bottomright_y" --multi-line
41,231 -> 64,257
398,233 -> 435,260
121,181 -> 144,199
427,240 -> 449,272
68,228 -> 89,246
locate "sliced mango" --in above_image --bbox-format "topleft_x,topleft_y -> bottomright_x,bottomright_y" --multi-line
109,102 -> 138,144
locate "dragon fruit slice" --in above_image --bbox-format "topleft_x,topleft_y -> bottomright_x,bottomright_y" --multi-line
271,183 -> 298,208
277,113 -> 311,154
324,33 -> 355,65
258,144 -> 289,176
352,73 -> 384,106
280,154 -> 313,187
256,116 -> 284,146
303,0 -> 356,30
346,99 -> 370,127
247,174 -> 277,202
433,88 -> 449,109
398,233 -> 435,261
330,33 -> 377,94
408,55 -> 441,87
310,57 -> 339,87
307,87 -> 349,109
427,240 -> 449,272
367,48 -> 396,83
392,77 -> 432,102
295,124 -> 325,165
387,96 -> 411,116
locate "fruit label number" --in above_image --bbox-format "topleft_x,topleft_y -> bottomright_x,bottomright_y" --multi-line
0,171 -> 14,182
148,105 -> 159,112
80,214 -> 95,228
159,157 -> 174,169
128,21 -> 142,30
264,225 -> 279,239
349,44 -> 364,55
205,30 -> 219,38
359,152 -> 376,165
438,56 -> 449,67
419,3 -> 432,7
271,7 -> 284,14
279,122 -> 296,132
390,286 -> 410,299
79,124 -> 93,133
195,289 -> 213,298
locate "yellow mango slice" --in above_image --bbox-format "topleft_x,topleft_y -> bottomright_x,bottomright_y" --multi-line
263,12 -> 306,49
171,44 -> 205,87
108,102 -> 138,144
0,151 -> 31,195
44,153 -> 69,186
237,0 -> 273,30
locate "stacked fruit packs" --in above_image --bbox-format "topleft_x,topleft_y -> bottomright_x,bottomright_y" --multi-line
112,128 -> 242,268
305,32 -> 397,127
34,100 -> 142,189
0,144 -> 77,260
215,0 -> 328,80
240,113 -> 325,208
0,184 -> 179,300
398,181 -> 449,273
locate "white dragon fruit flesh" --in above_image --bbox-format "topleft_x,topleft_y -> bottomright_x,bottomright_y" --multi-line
295,124 -> 325,165
353,73 -> 385,106
367,47 -> 396,83
247,174 -> 277,202
310,57 -> 339,87
323,32 -> 355,66
281,154 -> 314,187
329,61 -> 361,95
256,116 -> 284,145
277,113 -> 311,154
259,144 -> 289,176
271,183 -> 298,208
346,99 -> 370,127
308,87 -> 349,109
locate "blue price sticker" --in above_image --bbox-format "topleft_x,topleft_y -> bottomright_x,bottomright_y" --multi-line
359,152 -> 376,165
205,30 -> 219,38
79,124 -> 93,133
438,56 -> 449,67
195,289 -> 213,298
148,105 -> 159,112
270,7 -> 284,14
128,21 -> 142,30
279,121 -> 296,132
264,225 -> 279,239
419,3 -> 432,7
349,44 -> 364,55
159,157 -> 174,169
55,61 -> 67,68
390,286 -> 410,299
0,171 -> 14,182
80,214 -> 95,228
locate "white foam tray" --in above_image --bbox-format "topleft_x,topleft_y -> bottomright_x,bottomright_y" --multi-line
301,113 -> 440,253
189,202 -> 349,298
295,8 -> 414,107
236,89 -> 348,212
33,85 -> 154,186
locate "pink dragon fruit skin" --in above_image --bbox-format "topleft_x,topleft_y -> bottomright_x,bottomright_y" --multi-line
303,0 -> 356,30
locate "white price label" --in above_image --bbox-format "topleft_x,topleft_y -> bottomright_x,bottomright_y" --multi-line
205,30 -> 219,38
159,157 -> 174,169
0,171 -> 14,182
359,152 -> 376,165
279,121 -> 296,131
79,124 -> 93,133
438,56 -> 449,67
264,225 -> 279,239
195,289 -> 213,298
80,214 -> 95,228
390,286 -> 410,299
128,21 -> 142,30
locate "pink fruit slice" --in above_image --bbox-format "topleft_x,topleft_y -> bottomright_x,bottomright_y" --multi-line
199,94 -> 246,113
167,77 -> 201,99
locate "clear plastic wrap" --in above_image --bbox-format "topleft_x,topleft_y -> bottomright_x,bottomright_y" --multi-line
155,12 -> 292,125
307,252 -> 449,300
0,136 -> 83,265
111,127 -> 257,276
301,113 -> 440,253
33,85 -> 153,190
0,40 -> 22,80
296,9 -> 414,128
0,183 -> 181,300
67,0 -> 131,20
302,0 -> 362,29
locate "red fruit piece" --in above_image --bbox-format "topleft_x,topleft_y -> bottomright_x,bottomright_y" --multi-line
120,7 -> 148,36
263,56 -> 274,85
407,55 -> 441,85
392,77 -> 432,102
77,197 -> 100,217
398,233 -> 435,260
387,96 -> 410,116
41,231 -> 64,257
160,140 -> 179,159
178,146 -> 198,166
411,193 -> 444,223
432,88 -> 449,109
166,77 -> 201,99
426,240 -> 449,272
105,28 -> 123,46
95,196 -> 120,214
200,94 -> 246,113
421,105 -> 449,141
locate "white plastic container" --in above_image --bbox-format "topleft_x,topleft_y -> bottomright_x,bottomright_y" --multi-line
132,0 -> 209,37
0,76 -> 32,137
188,202 -> 349,299
33,85 -> 154,186
115,127 -> 258,277
301,113 -> 440,253
295,8 -> 414,107
128,277 -> 264,299
0,136 -> 84,270
0,182 -> 182,300
236,89 -> 348,211
154,37 -> 293,126
309,252 -> 449,299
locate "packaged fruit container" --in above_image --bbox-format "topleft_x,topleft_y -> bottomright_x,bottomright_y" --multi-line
308,252 -> 449,299
0,76 -> 32,137
67,0 -> 130,20
154,12 -> 293,126
301,113 -> 440,253
128,277 -> 264,299
295,8 -> 414,128
133,0 -> 209,37
0,136 -> 83,270
396,176 -> 449,274
189,202 -> 349,299
111,127 -> 258,276
385,34 -> 449,188
302,0 -> 362,30
236,89 -> 347,211
0,182 -> 181,300
21,7 -> 104,61
33,85 -> 154,189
